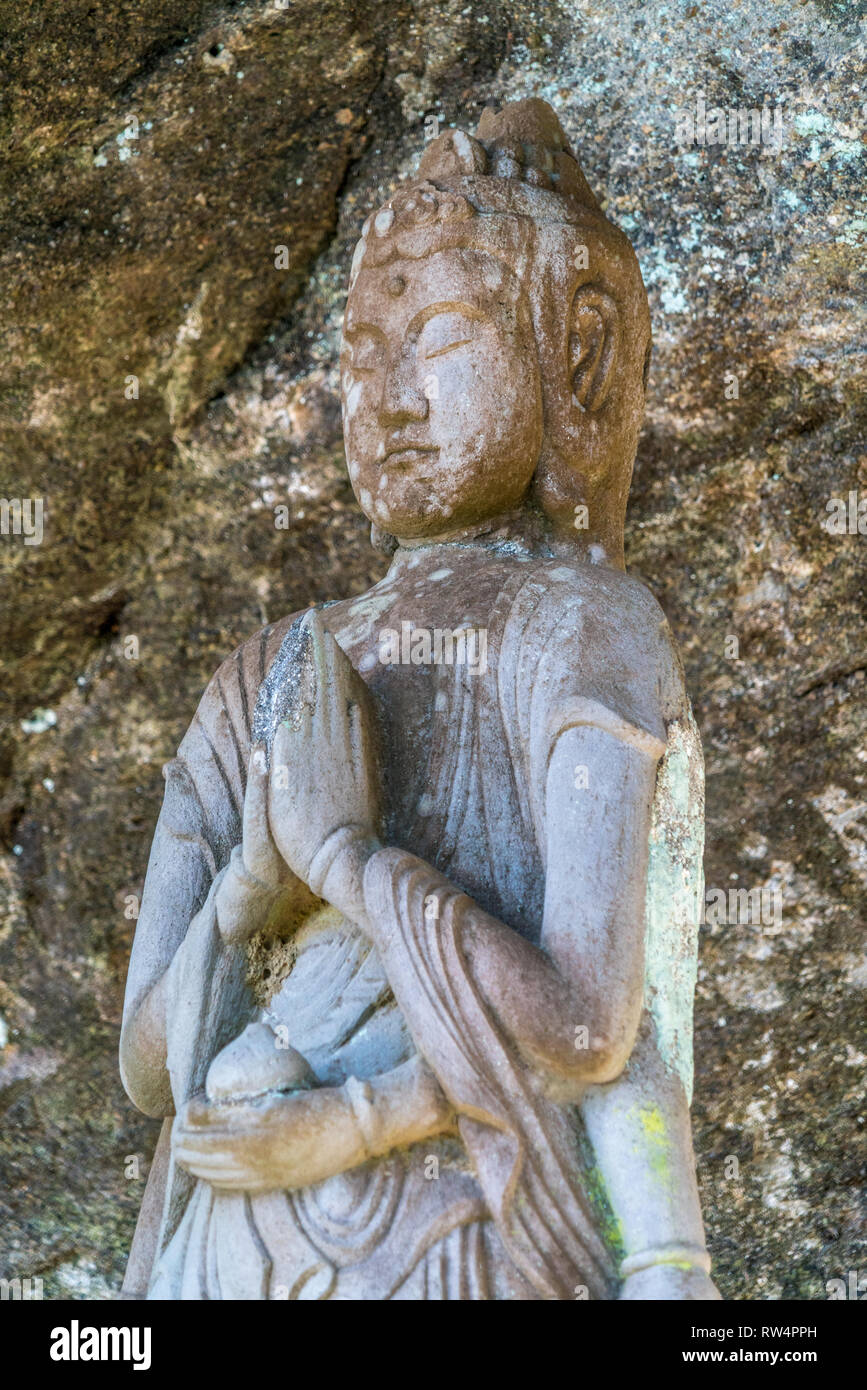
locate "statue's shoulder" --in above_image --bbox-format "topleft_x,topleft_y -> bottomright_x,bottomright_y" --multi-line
528,557 -> 675,649
518,557 -> 687,730
177,611 -> 303,764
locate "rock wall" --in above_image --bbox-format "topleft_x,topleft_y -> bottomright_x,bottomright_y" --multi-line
0,0 -> 864,1298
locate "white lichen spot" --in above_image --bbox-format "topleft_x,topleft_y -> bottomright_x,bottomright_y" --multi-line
348,241 -> 366,289
374,208 -> 394,236
345,382 -> 362,418
21,708 -> 57,735
812,786 -> 867,885
842,954 -> 867,990
452,129 -> 473,163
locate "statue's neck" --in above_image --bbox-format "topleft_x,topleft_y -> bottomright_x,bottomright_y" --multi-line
392,508 -> 548,558
389,507 -> 617,569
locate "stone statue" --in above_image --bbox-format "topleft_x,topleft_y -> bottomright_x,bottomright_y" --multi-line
119,99 -> 719,1301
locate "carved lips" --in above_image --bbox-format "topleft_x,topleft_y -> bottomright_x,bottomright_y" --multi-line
382,443 -> 439,470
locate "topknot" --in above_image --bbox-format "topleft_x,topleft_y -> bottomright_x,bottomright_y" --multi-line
416,98 -> 602,214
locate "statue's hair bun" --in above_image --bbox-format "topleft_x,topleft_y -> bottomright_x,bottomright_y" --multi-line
417,97 -> 601,215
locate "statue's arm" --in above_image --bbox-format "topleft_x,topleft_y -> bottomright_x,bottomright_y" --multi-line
119,856 -> 258,1119
120,758 -> 216,1118
120,751 -> 307,1118
407,722 -> 654,1092
120,614 -> 301,1119
120,963 -> 172,1119
532,721 -> 656,1089
574,714 -> 718,1298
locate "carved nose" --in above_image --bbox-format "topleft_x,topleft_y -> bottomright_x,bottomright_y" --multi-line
380,352 -> 429,426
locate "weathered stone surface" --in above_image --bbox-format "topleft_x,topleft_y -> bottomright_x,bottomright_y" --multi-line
1,0 -> 864,1299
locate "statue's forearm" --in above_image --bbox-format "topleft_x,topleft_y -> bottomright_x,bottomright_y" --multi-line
453,895 -> 633,1090
120,969 -> 172,1118
120,853 -> 279,1118
314,836 -> 634,1093
175,1054 -> 455,1193
310,729 -> 655,1096
580,1020 -> 715,1294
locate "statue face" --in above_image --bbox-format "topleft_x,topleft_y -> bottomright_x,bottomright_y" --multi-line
341,248 -> 542,539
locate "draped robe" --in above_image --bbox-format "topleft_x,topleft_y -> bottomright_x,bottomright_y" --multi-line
120,551 -> 703,1300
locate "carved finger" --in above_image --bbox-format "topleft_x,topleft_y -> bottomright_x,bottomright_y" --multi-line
243,742 -> 277,882
181,1098 -> 218,1129
303,609 -> 354,750
175,1151 -> 250,1185
271,719 -> 309,802
303,609 -> 331,707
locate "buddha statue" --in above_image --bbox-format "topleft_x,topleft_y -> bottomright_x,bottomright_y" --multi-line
119,98 -> 719,1301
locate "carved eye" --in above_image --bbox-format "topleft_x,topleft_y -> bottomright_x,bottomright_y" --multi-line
425,337 -> 472,361
421,311 -> 477,362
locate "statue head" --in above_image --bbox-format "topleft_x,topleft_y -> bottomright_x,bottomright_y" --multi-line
341,99 -> 651,568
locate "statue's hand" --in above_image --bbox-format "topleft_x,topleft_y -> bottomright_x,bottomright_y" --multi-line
174,1055 -> 454,1194
267,611 -> 381,918
173,1089 -> 353,1194
173,1073 -> 378,1195
214,746 -> 316,946
242,741 -> 297,889
619,1265 -> 721,1301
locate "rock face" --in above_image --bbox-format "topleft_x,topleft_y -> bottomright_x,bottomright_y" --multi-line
0,1 -> 864,1300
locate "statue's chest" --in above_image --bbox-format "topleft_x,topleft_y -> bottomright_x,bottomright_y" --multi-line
331,567 -> 497,768
362,641 -> 542,940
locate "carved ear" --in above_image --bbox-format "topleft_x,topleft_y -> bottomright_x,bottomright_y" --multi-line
568,285 -> 620,412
